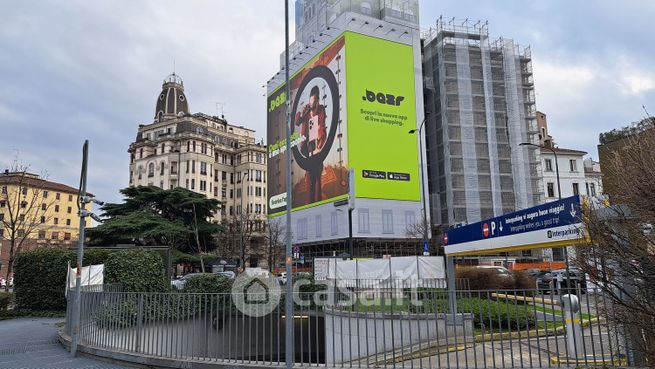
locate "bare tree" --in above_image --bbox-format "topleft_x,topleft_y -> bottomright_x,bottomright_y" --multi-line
405,214 -> 429,239
1,163 -> 55,291
216,211 -> 264,268
265,218 -> 286,272
574,119 -> 655,365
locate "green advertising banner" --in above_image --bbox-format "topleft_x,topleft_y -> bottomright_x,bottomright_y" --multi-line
345,32 -> 420,201
267,31 -> 420,217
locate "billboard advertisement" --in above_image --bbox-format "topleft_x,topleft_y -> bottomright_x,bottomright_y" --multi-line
267,32 -> 420,216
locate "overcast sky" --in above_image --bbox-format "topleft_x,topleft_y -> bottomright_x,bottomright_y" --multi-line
1,1 -> 653,204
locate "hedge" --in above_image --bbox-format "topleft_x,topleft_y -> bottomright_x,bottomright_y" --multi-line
184,274 -> 233,294
0,292 -> 13,311
104,249 -> 168,293
13,247 -> 167,312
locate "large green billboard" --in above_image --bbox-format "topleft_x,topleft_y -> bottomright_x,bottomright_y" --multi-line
267,32 -> 420,217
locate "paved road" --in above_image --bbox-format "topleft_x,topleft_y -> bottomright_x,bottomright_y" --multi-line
0,317 -> 132,369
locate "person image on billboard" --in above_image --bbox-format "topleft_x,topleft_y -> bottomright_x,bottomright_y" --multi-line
295,85 -> 327,202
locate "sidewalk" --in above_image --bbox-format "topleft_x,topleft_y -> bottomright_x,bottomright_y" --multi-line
0,317 -> 131,369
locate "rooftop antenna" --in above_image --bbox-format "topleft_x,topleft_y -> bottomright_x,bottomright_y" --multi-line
643,105 -> 652,119
216,102 -> 226,119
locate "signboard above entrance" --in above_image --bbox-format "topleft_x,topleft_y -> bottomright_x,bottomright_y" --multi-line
443,196 -> 586,256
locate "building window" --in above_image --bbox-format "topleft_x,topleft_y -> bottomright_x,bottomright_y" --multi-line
17,229 -> 25,237
66,219 -> 71,226
54,217 -> 59,225
186,160 -> 190,173
191,179 -> 195,190
358,209 -> 370,233
160,162 -> 165,175
382,210 -> 393,234
590,183 -> 596,196
0,200 -> 4,207
547,182 -> 555,198
572,183 -> 579,196
192,141 -> 196,152
22,186 -> 27,195
297,218 -> 308,240
544,159 -> 553,172
43,190 -> 48,198
38,230 -> 46,239
331,212 -> 338,235
191,160 -> 196,174
200,180 -> 206,191
41,203 -> 46,210
569,159 -> 577,172
40,216 -> 45,223
21,201 -> 27,209
19,214 -> 25,222
148,163 -> 155,177
64,232 -> 71,240
171,162 -> 177,174
55,205 -> 59,212
405,211 -> 416,234
200,162 -> 207,175
51,231 -> 58,240
67,206 -> 72,214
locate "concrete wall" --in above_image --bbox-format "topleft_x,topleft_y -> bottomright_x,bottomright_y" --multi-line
324,309 -> 473,365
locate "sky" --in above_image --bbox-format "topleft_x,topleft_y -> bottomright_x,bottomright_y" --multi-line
1,1 -> 653,204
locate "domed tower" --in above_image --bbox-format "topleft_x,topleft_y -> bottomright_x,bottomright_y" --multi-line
154,73 -> 189,122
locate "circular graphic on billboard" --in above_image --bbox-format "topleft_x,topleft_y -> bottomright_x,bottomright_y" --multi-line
291,65 -> 340,171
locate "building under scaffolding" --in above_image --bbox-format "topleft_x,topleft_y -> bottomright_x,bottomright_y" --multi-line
422,17 -> 543,228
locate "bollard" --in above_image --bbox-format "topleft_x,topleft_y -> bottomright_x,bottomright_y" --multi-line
561,294 -> 584,358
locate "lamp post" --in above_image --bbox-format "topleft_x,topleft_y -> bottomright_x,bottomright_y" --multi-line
283,1 -> 294,367
239,171 -> 250,268
408,117 -> 429,253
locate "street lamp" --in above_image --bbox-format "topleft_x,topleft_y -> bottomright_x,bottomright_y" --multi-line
519,142 -> 561,200
408,117 -> 429,254
239,171 -> 250,268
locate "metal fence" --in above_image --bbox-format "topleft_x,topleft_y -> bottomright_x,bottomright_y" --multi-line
66,283 -> 636,368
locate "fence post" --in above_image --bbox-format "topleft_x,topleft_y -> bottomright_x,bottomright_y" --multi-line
136,294 -> 144,353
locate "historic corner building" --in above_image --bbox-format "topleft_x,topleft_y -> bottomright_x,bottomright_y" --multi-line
128,73 -> 269,267
266,0 -> 429,260
0,171 -> 90,279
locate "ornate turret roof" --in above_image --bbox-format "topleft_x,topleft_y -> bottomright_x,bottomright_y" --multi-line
154,73 -> 189,122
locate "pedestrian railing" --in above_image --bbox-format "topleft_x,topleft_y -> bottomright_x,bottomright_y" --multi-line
65,283 -> 636,368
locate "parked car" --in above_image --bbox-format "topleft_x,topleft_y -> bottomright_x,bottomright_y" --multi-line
216,271 -> 236,280
276,272 -> 287,285
536,268 -> 587,294
470,265 -> 513,279
171,273 -> 205,290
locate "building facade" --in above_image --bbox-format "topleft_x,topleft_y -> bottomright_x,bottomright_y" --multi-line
422,18 -> 543,227
266,0 -> 429,260
0,171 -> 89,279
128,74 -> 268,267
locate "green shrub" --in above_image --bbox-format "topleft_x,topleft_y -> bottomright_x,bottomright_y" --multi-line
184,274 -> 233,294
14,248 -> 73,311
104,249 -> 168,292
420,297 -> 536,330
0,292 -> 13,311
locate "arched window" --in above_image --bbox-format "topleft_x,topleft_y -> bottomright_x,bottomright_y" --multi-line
160,162 -> 165,175
138,166 -> 143,180
148,163 -> 155,178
